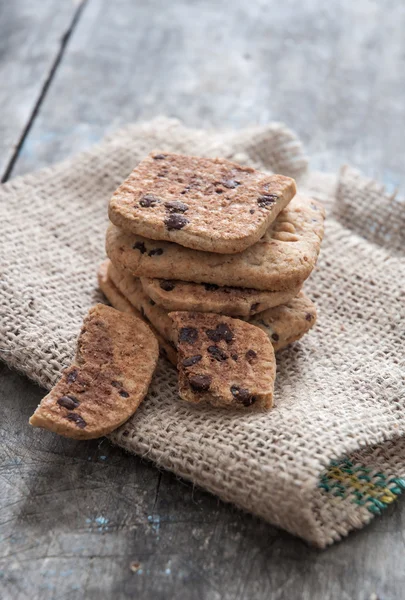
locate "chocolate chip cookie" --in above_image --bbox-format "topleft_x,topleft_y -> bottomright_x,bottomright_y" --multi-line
106,195 -> 325,291
169,311 -> 276,409
29,303 -> 159,439
98,260 -> 177,365
141,277 -> 302,317
104,259 -> 317,353
249,291 -> 317,351
107,261 -> 175,345
108,152 -> 296,254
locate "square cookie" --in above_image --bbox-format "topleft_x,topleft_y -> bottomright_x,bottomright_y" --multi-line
106,195 -> 325,291
170,311 -> 276,410
104,259 -> 317,353
109,152 -> 296,253
141,276 -> 302,317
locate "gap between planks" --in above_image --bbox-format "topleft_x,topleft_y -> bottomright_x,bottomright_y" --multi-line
1,0 -> 88,184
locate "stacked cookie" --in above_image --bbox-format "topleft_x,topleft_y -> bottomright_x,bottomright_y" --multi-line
99,152 -> 325,410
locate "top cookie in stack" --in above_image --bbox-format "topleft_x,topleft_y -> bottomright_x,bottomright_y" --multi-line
103,152 -> 326,410
108,152 -> 297,254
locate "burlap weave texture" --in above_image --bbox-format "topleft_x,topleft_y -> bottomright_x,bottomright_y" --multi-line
1,117 -> 404,547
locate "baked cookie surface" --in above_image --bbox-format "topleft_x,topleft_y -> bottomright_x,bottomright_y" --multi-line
141,276 -> 302,317
29,303 -> 159,439
105,260 -> 317,353
107,261 -> 175,345
98,260 -> 177,365
98,259 -> 142,318
108,152 -> 296,254
106,195 -> 325,291
249,292 -> 317,351
170,311 -> 276,409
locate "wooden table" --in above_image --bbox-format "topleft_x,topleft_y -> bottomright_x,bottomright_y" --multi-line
1,2 -> 404,598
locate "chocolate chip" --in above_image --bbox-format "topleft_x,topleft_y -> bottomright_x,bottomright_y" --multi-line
164,214 -> 189,230
65,413 -> 87,428
250,303 -> 260,312
204,283 -> 219,291
66,369 -> 78,383
179,327 -> 198,344
249,209 -> 255,214
165,201 -> 189,213
230,385 -> 256,407
305,313 -> 314,321
231,354 -> 238,361
182,355 -> 202,367
139,194 -> 161,208
189,374 -> 211,392
271,333 -> 279,341
112,381 -> 130,397
257,194 -> 279,208
215,188 -> 223,194
149,299 -> 155,306
206,323 -> 234,343
57,395 -> 80,410
148,248 -> 163,256
222,179 -> 239,189
219,324 -> 234,342
153,154 -> 167,160
133,241 -> 146,254
207,346 -> 228,361
245,349 -> 257,362
160,280 -> 175,291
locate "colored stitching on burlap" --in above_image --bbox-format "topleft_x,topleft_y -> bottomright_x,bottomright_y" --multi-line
319,458 -> 405,515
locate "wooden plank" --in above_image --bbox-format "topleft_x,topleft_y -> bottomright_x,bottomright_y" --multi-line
10,0 -> 405,191
0,0 -> 84,180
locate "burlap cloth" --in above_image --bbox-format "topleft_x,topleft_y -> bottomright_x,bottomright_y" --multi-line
1,118 -> 404,547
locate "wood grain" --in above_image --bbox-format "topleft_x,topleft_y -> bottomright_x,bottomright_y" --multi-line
10,0 -> 405,191
0,0 -> 85,181
1,1 -> 405,598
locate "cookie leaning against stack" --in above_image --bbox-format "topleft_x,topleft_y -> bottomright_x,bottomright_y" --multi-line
30,304 -> 159,439
102,152 -> 326,410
